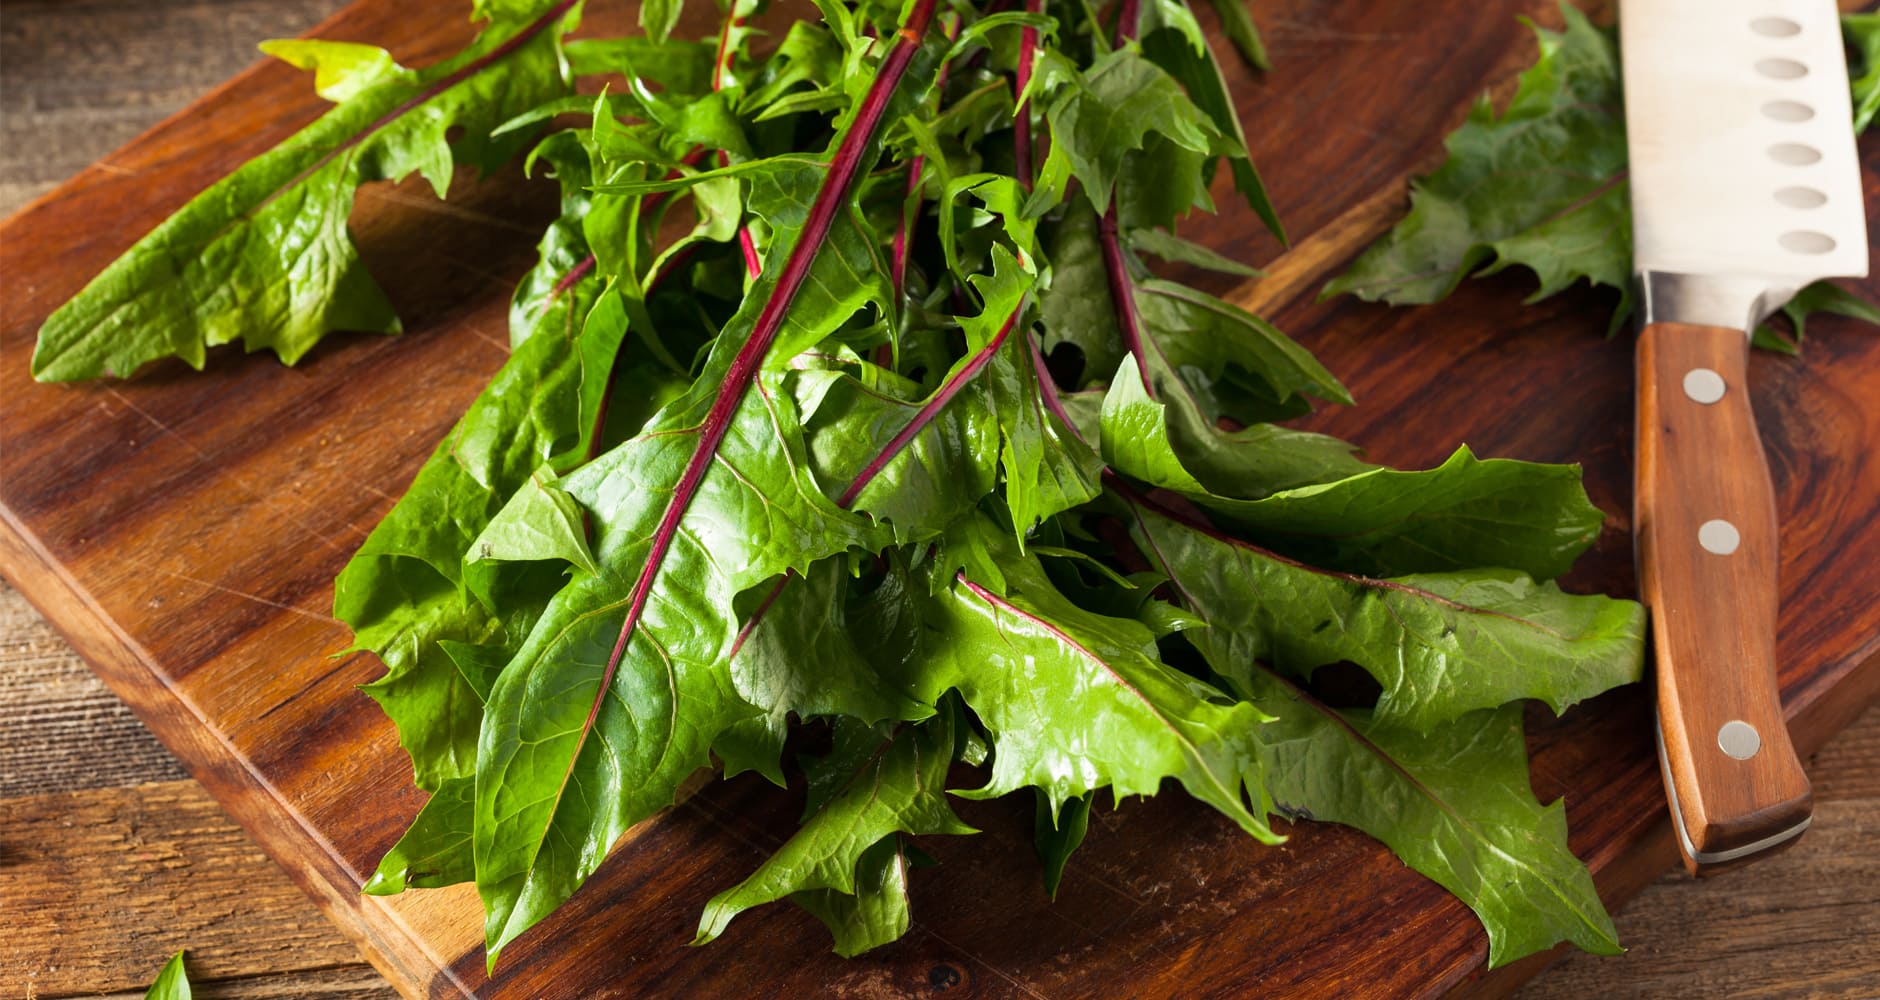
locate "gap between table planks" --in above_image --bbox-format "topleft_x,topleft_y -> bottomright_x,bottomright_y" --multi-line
3,1 -> 1879,997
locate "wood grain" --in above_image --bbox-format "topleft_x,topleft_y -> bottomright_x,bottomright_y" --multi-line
1636,322 -> 1811,871
1,780 -> 366,996
1,1 -> 1878,999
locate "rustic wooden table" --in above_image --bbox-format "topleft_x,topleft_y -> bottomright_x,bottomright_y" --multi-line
2,2 -> 1875,997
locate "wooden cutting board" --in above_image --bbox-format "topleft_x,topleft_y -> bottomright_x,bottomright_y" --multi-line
3,1 -> 1876,997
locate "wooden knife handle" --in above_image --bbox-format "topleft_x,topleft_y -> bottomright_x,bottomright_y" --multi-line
1636,322 -> 1811,875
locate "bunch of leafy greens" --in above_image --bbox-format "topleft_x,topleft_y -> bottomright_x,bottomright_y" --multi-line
1327,5 -> 1880,352
34,0 -> 1649,975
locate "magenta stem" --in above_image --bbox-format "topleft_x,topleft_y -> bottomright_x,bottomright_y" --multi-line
1113,0 -> 1140,45
839,305 -> 1022,508
268,0 -> 579,213
890,157 -> 925,300
1015,0 -> 1043,187
578,0 -> 942,741
1098,206 -> 1154,396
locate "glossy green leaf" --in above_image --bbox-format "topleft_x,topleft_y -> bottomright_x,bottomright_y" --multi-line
1101,359 -> 1604,579
1328,5 -> 1878,344
1231,666 -> 1622,967
1034,47 -> 1221,211
1124,495 -> 1645,731
472,22 -> 949,962
32,1 -> 578,380
1033,791 -> 1093,899
695,714 -> 974,948
882,528 -> 1279,840
363,775 -> 477,895
793,837 -> 918,957
335,283 -> 626,790
142,951 -> 192,1000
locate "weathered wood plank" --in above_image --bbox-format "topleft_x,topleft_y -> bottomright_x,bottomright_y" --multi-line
50,964 -> 397,1000
0,0 -> 348,215
1519,789 -> 1880,998
1,780 -> 367,996
0,580 -> 187,796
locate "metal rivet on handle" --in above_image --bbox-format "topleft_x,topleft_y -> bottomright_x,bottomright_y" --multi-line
1719,720 -> 1762,760
1699,519 -> 1741,555
1683,368 -> 1726,404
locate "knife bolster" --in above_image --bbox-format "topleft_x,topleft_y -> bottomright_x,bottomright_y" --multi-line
1637,270 -> 1795,332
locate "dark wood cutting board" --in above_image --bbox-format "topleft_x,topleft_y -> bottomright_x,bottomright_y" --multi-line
3,1 -> 1876,997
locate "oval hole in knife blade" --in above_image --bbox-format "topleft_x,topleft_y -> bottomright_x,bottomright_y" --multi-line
1750,17 -> 1801,38
1778,231 -> 1836,255
1761,100 -> 1815,123
1768,142 -> 1823,165
1774,186 -> 1828,209
1755,58 -> 1809,80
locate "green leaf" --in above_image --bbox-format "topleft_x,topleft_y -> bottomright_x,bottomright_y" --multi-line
509,130 -> 599,349
563,36 -> 716,92
695,714 -> 974,949
1035,47 -> 1221,211
1847,13 -> 1880,134
1328,7 -> 1880,344
1772,281 -> 1880,343
727,560 -> 931,762
1033,791 -> 1093,898
1230,667 -> 1622,968
1324,7 -> 1629,314
1039,206 -> 1126,382
335,285 -> 626,789
1128,227 -> 1260,276
142,951 -> 192,1000
472,365 -> 893,960
260,39 -> 402,102
793,837 -> 918,957
468,466 -> 600,577
1203,0 -> 1270,70
362,775 -> 477,895
32,2 -> 578,380
473,22 -> 951,960
1138,9 -> 1282,237
1102,362 -> 1605,579
882,527 -> 1280,840
1136,278 -> 1350,410
1124,494 -> 1645,731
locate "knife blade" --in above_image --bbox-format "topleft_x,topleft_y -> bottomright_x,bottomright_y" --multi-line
1620,0 -> 1868,875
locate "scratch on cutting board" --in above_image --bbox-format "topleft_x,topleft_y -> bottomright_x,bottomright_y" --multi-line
142,565 -> 335,625
104,388 -> 212,465
915,926 -> 1054,1000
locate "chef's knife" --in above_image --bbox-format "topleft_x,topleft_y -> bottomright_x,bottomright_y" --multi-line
1621,0 -> 1867,875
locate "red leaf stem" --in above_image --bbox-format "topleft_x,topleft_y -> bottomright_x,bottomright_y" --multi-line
730,296 -> 1026,661
838,305 -> 1022,507
1095,0 -> 1150,393
1113,0 -> 1141,45
584,0 -> 943,741
548,146 -> 710,305
890,15 -> 960,303
1098,205 -> 1153,396
266,0 -> 580,213
1014,0 -> 1044,187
